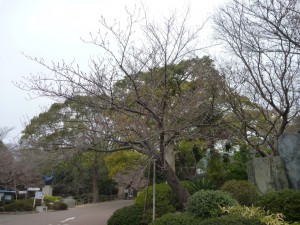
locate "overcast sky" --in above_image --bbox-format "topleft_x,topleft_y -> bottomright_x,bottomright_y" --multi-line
0,0 -> 225,143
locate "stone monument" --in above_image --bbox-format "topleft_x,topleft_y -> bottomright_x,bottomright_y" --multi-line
247,156 -> 289,194
278,133 -> 300,189
42,185 -> 53,196
62,196 -> 76,208
42,171 -> 54,196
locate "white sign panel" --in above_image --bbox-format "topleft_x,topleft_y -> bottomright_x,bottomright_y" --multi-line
35,192 -> 45,200
27,187 -> 40,191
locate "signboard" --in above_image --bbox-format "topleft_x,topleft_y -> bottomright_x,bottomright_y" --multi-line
19,190 -> 27,194
27,187 -> 40,191
35,192 -> 45,200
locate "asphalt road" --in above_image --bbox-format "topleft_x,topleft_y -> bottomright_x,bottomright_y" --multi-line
0,200 -> 134,225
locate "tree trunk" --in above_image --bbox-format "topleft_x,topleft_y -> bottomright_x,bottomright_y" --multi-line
92,157 -> 99,203
158,159 -> 190,210
164,144 -> 176,172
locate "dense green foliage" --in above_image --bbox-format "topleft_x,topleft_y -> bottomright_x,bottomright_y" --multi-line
105,150 -> 146,178
20,100 -> 114,201
150,213 -> 263,225
221,205 -> 287,225
150,212 -> 202,225
44,195 -> 61,203
0,200 -> 34,212
0,196 -> 67,212
220,180 -> 260,206
186,190 -> 237,218
186,177 -> 216,195
225,145 -> 253,180
255,189 -> 300,222
52,153 -> 116,198
107,205 -> 144,225
135,183 -> 177,223
206,151 -> 228,186
51,201 -> 68,210
175,141 -> 206,180
206,145 -> 252,187
197,215 -> 263,225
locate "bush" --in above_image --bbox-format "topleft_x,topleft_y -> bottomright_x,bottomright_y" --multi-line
206,151 -> 228,186
0,200 -> 34,212
52,201 -> 68,210
108,205 -> 144,225
135,183 -> 177,223
44,195 -> 61,203
256,189 -> 300,222
198,215 -> 263,225
186,190 -> 237,218
187,177 -> 216,195
220,180 -> 260,206
150,212 -> 202,225
221,205 -> 287,225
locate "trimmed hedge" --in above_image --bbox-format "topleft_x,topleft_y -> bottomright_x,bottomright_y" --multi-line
221,180 -> 260,206
0,200 -> 34,212
186,190 -> 237,218
256,189 -> 300,222
108,205 -> 144,225
0,195 -> 67,212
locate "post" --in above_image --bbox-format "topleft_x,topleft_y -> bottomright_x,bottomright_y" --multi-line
14,180 -> 17,200
152,159 -> 156,221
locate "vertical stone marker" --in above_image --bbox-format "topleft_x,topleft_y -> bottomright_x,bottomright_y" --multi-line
42,185 -> 53,196
278,133 -> 300,189
247,156 -> 289,194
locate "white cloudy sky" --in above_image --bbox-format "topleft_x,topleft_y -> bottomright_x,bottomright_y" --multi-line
0,0 -> 225,143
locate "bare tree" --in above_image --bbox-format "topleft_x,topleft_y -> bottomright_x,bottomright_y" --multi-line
213,0 -> 300,156
0,142 -> 41,190
0,127 -> 13,141
18,8 -> 223,208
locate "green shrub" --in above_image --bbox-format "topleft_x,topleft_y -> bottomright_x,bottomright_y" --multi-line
135,183 -> 177,223
187,177 -> 216,195
220,180 -> 260,206
24,198 -> 41,206
221,205 -> 288,225
186,190 -> 237,218
206,151 -> 228,186
52,201 -> 68,210
0,200 -> 34,212
150,212 -> 202,225
198,215 -> 263,225
108,205 -> 144,225
256,189 -> 300,222
44,195 -> 61,203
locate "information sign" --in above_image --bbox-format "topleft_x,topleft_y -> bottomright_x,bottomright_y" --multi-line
35,192 -> 45,200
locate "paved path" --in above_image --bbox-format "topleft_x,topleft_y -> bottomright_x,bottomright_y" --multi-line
0,200 -> 134,225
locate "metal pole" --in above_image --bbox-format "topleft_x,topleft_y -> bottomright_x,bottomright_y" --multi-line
152,159 -> 156,221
